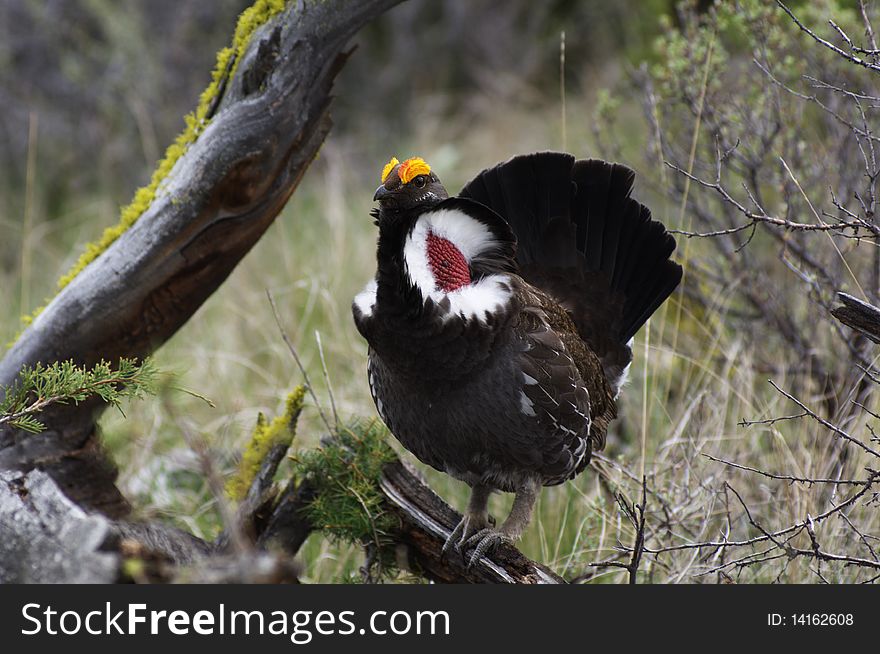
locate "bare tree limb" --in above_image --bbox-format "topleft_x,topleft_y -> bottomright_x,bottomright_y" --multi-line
833,291 -> 880,344
0,0 -> 404,516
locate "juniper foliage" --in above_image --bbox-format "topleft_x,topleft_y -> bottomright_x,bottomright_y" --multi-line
0,358 -> 158,433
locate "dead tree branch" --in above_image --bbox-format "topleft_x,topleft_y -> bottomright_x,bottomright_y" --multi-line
833,291 -> 880,344
0,0 -> 403,517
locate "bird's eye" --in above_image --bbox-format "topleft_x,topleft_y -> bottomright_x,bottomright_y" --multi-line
413,175 -> 427,188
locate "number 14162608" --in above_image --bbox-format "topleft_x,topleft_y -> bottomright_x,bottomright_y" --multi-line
768,613 -> 854,627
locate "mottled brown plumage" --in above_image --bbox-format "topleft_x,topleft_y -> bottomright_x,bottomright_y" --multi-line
515,281 -> 616,454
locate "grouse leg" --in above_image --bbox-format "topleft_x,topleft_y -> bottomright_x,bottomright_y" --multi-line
463,477 -> 540,569
441,484 -> 493,559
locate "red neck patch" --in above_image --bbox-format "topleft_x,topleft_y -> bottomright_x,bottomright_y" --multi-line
426,230 -> 471,292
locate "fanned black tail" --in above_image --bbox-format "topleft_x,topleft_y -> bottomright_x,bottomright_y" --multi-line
570,157 -> 682,343
459,152 -> 682,379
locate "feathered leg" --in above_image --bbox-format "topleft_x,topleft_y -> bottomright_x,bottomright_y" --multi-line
463,477 -> 540,569
441,484 -> 493,559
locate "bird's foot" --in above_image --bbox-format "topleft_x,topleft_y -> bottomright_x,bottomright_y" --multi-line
441,512 -> 491,561
462,528 -> 513,570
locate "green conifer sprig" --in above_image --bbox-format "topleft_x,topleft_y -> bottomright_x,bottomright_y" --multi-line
0,358 -> 158,433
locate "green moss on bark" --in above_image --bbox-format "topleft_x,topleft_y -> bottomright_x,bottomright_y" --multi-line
19,0 -> 290,329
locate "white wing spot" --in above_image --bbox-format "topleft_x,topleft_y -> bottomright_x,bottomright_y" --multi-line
613,337 -> 636,399
354,279 -> 378,317
519,391 -> 537,417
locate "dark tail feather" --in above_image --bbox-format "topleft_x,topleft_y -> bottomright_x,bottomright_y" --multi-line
571,159 -> 681,342
460,151 -> 575,266
460,152 -> 682,346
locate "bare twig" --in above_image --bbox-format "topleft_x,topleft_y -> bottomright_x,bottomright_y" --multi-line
625,476 -> 649,584
665,161 -> 868,237
314,330 -> 339,430
265,289 -> 333,434
776,1 -> 880,74
701,453 -> 868,487
769,379 -> 880,459
640,470 -> 878,555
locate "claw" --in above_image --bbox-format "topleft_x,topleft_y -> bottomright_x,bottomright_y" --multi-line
463,528 -> 510,570
441,513 -> 489,562
440,519 -> 466,561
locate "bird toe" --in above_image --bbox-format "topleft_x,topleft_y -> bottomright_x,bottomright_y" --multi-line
441,512 -> 490,562
463,528 -> 511,570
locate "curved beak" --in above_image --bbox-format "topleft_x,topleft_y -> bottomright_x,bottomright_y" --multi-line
373,185 -> 390,202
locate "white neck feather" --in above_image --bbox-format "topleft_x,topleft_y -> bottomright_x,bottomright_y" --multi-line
401,207 -> 512,323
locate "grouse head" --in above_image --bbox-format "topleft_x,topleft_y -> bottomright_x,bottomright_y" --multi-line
373,156 -> 449,213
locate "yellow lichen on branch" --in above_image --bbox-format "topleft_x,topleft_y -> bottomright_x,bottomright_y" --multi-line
225,385 -> 305,502
18,0 -> 290,331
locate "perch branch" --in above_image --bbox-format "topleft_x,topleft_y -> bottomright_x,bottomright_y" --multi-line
379,460 -> 566,584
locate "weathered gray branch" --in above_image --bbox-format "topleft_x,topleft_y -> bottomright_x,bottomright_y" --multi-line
0,0 -> 403,516
0,467 -> 301,583
832,291 -> 880,344
0,470 -> 120,583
